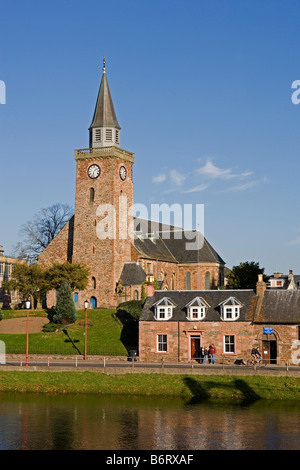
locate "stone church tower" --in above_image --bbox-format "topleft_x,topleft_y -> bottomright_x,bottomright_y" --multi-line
71,59 -> 135,308
38,58 -> 226,310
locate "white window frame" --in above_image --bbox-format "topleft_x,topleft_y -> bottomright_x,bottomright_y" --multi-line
154,297 -> 175,321
156,306 -> 173,321
186,297 -> 209,321
157,334 -> 168,352
220,297 -> 242,321
224,335 -> 235,353
187,306 -> 206,321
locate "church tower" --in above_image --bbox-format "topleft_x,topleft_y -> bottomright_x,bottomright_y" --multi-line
72,59 -> 135,308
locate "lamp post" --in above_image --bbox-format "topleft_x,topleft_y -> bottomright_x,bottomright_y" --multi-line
84,300 -> 89,360
25,300 -> 31,366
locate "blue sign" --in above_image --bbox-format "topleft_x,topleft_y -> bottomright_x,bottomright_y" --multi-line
264,327 -> 273,335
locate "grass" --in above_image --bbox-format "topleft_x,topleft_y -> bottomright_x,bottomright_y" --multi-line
0,309 -> 133,356
0,371 -> 299,402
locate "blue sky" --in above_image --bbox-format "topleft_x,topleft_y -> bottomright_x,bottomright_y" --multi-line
1,0 -> 300,274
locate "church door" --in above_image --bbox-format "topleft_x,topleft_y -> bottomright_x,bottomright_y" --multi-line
90,296 -> 97,309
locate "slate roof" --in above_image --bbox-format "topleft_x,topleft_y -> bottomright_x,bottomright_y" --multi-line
140,290 -> 257,322
254,290 -> 300,324
134,218 -> 225,265
119,262 -> 146,286
89,68 -> 121,130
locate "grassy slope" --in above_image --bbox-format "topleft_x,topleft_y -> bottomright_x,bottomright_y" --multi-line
0,309 -> 129,356
0,371 -> 299,401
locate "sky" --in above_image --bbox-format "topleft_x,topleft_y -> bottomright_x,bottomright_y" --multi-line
0,0 -> 300,274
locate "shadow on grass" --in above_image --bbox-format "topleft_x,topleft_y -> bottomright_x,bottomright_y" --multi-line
62,329 -> 82,355
183,377 -> 261,406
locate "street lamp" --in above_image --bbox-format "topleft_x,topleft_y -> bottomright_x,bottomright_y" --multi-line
84,300 -> 89,360
25,300 -> 31,366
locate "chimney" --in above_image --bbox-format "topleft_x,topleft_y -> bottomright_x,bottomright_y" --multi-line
256,273 -> 266,298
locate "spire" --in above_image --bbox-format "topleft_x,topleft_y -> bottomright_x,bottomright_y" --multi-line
89,58 -> 121,148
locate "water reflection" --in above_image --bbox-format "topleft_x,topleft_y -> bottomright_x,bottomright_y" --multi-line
0,393 -> 299,450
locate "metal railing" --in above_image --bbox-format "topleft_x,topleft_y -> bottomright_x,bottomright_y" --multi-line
4,354 -> 298,372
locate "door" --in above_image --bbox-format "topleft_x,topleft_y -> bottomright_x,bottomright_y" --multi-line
262,339 -> 277,364
90,296 -> 97,309
190,336 -> 201,361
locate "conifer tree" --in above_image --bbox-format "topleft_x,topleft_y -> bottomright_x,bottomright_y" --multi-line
54,281 -> 77,324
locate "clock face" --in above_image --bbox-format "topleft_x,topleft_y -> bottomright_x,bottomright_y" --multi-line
119,165 -> 127,181
87,164 -> 101,179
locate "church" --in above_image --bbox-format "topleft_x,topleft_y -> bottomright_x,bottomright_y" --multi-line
38,59 -> 225,309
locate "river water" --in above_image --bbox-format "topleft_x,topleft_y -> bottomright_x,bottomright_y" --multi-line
0,393 -> 299,450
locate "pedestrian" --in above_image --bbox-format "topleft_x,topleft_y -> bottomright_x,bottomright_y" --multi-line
209,344 -> 216,364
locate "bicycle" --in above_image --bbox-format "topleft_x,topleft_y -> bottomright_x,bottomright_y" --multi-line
246,356 -> 267,367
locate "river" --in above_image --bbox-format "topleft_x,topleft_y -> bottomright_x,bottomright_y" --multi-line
0,393 -> 299,450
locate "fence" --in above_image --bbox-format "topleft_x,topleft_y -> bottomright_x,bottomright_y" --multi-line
5,354 -> 297,371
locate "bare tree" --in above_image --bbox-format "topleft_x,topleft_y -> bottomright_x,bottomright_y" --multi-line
15,203 -> 73,263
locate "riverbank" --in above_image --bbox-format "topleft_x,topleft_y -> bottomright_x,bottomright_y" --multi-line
0,371 -> 299,402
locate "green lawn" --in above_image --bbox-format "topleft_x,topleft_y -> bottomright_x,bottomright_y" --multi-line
0,309 -> 136,356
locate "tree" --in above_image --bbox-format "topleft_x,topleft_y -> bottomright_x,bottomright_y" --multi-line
44,262 -> 89,291
15,203 -> 73,263
3,263 -> 45,308
225,261 -> 266,290
53,281 -> 77,324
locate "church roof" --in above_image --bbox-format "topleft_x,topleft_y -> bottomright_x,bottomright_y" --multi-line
89,60 -> 121,130
119,262 -> 146,286
134,218 -> 225,265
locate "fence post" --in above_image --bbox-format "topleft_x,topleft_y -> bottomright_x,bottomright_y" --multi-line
161,357 -> 164,372
104,356 -> 106,368
75,356 -> 78,367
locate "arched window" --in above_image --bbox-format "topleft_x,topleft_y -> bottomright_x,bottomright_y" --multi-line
134,289 -> 139,300
185,272 -> 191,290
74,292 -> 78,303
90,188 -> 95,202
92,276 -> 96,289
205,272 -> 210,290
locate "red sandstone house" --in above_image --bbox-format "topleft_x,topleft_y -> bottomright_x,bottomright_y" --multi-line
138,274 -> 300,365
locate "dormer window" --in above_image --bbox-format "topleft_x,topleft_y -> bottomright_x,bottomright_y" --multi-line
186,297 -> 210,321
153,297 -> 176,321
219,297 -> 242,321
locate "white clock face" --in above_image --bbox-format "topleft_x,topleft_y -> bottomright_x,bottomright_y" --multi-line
87,164 -> 101,179
119,165 -> 127,181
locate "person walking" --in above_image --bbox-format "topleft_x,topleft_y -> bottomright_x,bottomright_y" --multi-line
209,344 -> 216,364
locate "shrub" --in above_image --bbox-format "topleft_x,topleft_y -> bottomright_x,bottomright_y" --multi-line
116,300 -> 144,320
42,322 -> 59,333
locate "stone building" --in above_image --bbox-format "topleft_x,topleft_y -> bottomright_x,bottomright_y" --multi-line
38,60 -> 225,308
0,245 -> 26,308
139,274 -> 300,365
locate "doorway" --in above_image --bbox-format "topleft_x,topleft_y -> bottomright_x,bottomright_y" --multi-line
190,335 -> 201,361
262,336 -> 277,364
90,296 -> 97,309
